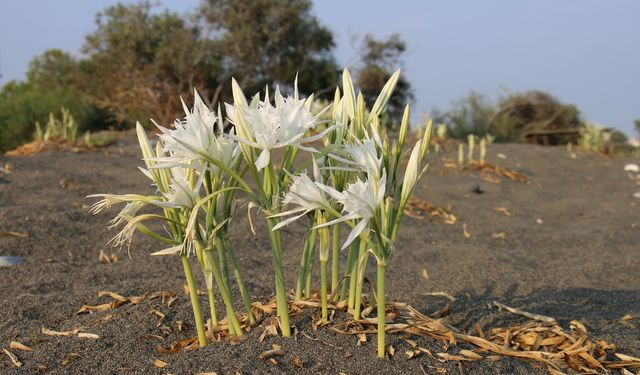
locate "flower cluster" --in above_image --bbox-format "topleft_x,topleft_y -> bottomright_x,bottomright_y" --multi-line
90,68 -> 432,357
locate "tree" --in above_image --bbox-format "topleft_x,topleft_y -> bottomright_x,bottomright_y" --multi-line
355,33 -> 413,127
198,0 -> 338,100
635,119 -> 640,136
78,2 -> 219,126
27,49 -> 79,89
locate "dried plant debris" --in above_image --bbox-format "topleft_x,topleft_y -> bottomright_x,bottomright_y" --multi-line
291,356 -> 304,368
494,207 -> 512,216
259,344 -> 285,360
404,197 -> 457,224
9,341 -> 32,351
77,290 -> 174,314
0,230 -> 28,238
492,301 -> 556,323
62,353 -> 81,366
468,161 -> 527,183
440,158 -> 527,183
0,162 -> 11,174
491,232 -> 507,239
156,338 -> 200,354
462,223 -> 471,238
328,301 -> 638,373
3,349 -> 22,368
153,358 -> 169,368
4,138 -> 91,156
618,314 -> 636,329
70,289 -> 638,373
41,327 -> 99,339
98,249 -> 118,263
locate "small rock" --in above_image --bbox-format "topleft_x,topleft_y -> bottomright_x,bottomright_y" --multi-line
0,256 -> 23,267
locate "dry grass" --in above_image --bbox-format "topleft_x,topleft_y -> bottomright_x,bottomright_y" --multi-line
20,289 -> 635,373
404,197 -> 457,224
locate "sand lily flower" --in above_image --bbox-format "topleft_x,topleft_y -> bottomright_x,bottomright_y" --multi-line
328,137 -> 383,179
108,201 -> 145,229
155,90 -> 238,172
153,168 -> 203,209
88,193 -> 157,214
320,170 -> 386,249
271,159 -> 334,230
226,81 -> 330,171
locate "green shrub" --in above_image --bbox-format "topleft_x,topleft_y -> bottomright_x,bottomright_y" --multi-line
578,123 -> 611,152
0,82 -> 109,152
84,131 -> 116,148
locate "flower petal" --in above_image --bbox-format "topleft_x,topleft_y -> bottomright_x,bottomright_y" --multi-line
342,219 -> 369,250
255,149 -> 271,171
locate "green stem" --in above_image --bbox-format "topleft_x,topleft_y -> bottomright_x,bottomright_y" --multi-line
295,229 -> 313,301
377,262 -> 386,358
331,224 -> 340,297
217,240 -> 232,299
267,218 -> 291,337
341,240 -> 356,302
347,238 -> 360,309
320,259 -> 328,322
305,260 -> 313,299
303,227 -> 316,299
203,249 -> 242,336
207,287 -> 218,329
223,238 -> 255,324
354,239 -> 368,320
181,255 -> 208,347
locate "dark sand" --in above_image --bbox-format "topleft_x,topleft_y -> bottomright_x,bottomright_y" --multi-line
1,134 -> 638,374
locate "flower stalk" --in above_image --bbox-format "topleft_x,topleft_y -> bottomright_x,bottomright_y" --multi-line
331,223 -> 340,297
376,260 -> 386,358
317,212 -> 330,321
181,254 -> 208,347
266,217 -> 291,336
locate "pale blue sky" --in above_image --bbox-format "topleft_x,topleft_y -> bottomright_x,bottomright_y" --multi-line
1,0 -> 639,135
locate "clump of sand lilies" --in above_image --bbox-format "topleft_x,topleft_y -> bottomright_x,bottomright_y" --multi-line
90,68 -> 432,358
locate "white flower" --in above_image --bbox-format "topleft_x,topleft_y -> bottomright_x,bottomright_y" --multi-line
328,136 -> 383,179
226,80 -> 330,171
155,90 -> 238,173
271,160 -> 333,230
320,170 -> 387,249
108,201 -> 145,229
156,168 -> 203,209
87,194 -> 154,214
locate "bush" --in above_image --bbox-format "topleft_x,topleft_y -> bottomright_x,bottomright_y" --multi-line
0,81 -> 110,152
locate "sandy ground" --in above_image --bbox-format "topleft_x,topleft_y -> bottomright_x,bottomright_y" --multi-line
0,134 -> 638,374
